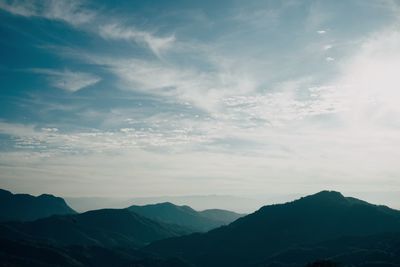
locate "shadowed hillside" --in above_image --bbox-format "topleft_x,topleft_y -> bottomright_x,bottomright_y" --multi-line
0,208 -> 190,248
0,238 -> 192,267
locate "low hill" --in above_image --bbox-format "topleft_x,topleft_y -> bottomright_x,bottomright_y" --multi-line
128,202 -> 243,232
199,209 -> 243,224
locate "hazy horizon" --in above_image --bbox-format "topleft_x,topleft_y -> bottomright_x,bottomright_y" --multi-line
63,191 -> 400,213
3,187 -> 399,213
1,0 -> 400,208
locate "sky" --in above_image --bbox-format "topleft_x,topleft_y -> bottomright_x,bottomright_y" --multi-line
0,0 -> 400,208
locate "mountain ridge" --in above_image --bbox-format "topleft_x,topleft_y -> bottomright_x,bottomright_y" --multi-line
0,188 -> 76,222
146,190 -> 400,267
128,202 -> 243,232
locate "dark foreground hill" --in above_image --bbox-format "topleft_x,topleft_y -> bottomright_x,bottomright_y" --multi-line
0,189 -> 76,222
0,238 -> 192,267
1,232 -> 400,267
254,232 -> 400,267
0,208 -> 190,248
128,202 -> 243,232
147,191 -> 400,267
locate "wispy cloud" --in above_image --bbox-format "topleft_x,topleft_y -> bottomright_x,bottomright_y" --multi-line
84,55 -> 258,112
0,0 -> 94,25
30,68 -> 100,92
0,0 -> 173,57
99,23 -> 175,56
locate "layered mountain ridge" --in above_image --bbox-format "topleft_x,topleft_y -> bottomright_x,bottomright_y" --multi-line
1,189 -> 400,267
0,208 -> 190,248
128,202 -> 243,232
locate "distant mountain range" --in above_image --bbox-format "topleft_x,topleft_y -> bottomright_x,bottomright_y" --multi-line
0,189 -> 242,248
65,194 -> 264,213
0,202 -> 243,249
147,191 -> 400,267
0,189 -> 76,222
128,202 -> 244,232
1,189 -> 400,267
65,192 -> 400,214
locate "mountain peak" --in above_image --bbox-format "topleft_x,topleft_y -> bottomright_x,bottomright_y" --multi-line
310,190 -> 344,199
157,202 -> 178,207
38,193 -> 57,198
38,193 -> 68,203
298,190 -> 346,204
0,189 -> 12,198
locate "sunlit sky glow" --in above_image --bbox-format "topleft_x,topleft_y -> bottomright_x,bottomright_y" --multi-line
0,0 -> 400,207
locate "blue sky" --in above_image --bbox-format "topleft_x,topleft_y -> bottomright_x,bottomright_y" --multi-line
0,0 -> 400,204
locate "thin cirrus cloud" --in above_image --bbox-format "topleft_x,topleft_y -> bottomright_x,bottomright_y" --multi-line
0,0 -> 173,57
0,0 -> 94,26
99,23 -> 176,56
83,53 -> 259,112
30,68 -> 101,92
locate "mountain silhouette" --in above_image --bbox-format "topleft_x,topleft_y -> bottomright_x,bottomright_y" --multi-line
128,202 -> 243,232
0,208 -> 191,248
0,189 -> 76,222
2,190 -> 400,267
147,191 -> 400,267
